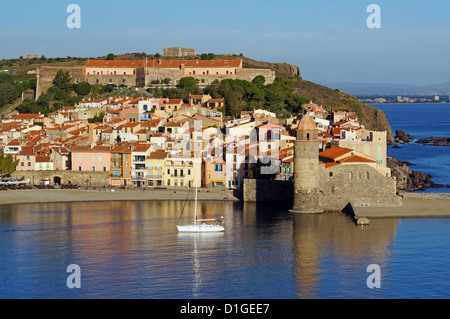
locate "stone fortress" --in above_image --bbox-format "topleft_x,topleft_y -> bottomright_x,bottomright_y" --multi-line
291,115 -> 402,213
35,48 -> 276,99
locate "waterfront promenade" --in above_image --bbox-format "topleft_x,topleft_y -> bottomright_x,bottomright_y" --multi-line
0,188 -> 239,206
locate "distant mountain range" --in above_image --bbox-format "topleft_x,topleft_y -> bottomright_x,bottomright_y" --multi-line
319,81 -> 450,96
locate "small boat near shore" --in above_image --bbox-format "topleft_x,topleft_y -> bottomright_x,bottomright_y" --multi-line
177,170 -> 225,233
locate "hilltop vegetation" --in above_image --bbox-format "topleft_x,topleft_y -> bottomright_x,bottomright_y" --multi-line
0,73 -> 36,109
292,79 -> 394,142
2,52 -> 393,141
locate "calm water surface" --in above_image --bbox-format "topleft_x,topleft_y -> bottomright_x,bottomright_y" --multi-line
1,200 -> 450,299
1,104 -> 450,299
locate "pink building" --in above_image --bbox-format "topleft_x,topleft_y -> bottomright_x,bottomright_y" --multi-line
103,107 -> 139,124
71,145 -> 111,172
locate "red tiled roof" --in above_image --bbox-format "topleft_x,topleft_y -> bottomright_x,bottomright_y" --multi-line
11,113 -> 44,120
324,162 -> 341,169
147,151 -> 168,160
319,146 -> 352,159
85,59 -> 242,69
339,155 -> 376,163
35,155 -> 51,163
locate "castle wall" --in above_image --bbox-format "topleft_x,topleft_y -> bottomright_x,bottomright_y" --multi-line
163,47 -> 196,57
243,179 -> 293,203
12,170 -> 109,187
85,74 -> 137,87
36,66 -> 84,99
142,67 -> 275,86
317,164 -> 401,212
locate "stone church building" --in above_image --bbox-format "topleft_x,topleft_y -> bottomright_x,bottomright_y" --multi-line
291,115 -> 401,213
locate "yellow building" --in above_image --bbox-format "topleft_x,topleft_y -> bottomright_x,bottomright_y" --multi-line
146,150 -> 167,187
164,153 -> 201,188
202,157 -> 226,187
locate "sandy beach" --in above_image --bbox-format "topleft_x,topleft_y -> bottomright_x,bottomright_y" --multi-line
354,193 -> 450,218
0,188 -> 239,206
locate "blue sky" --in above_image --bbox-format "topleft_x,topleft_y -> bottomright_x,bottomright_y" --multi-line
1,0 -> 449,85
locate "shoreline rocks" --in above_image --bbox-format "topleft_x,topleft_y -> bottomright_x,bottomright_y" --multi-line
416,137 -> 450,146
394,130 -> 414,144
387,157 -> 444,191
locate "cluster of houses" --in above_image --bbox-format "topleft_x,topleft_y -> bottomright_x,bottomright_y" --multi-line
0,95 -> 389,189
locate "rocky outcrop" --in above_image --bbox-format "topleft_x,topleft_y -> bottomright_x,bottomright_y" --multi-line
394,130 -> 414,144
387,157 -> 443,191
416,137 -> 450,146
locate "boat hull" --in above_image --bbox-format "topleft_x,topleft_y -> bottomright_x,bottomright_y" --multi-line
177,224 -> 225,233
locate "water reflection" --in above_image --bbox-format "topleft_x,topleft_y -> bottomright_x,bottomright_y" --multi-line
177,233 -> 225,298
0,200 -> 400,298
292,213 -> 398,298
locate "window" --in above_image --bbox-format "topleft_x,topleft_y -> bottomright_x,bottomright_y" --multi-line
28,162 -> 31,167
21,162 -> 24,166
329,172 -> 333,177
167,169 -> 170,175
349,172 -> 353,180
78,166 -> 82,171
366,172 -> 370,180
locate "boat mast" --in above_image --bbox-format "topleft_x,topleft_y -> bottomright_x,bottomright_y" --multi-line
194,167 -> 198,224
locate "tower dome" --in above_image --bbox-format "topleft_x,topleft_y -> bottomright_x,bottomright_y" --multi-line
297,115 -> 318,141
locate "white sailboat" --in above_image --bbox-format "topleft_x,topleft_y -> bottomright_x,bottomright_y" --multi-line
177,170 -> 225,233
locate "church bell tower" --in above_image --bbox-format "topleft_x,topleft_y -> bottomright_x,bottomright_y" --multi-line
290,115 -> 323,213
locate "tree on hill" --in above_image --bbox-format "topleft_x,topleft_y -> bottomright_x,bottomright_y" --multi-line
53,70 -> 72,91
0,73 -> 25,108
74,81 -> 91,96
106,53 -> 116,60
201,53 -> 216,60
203,76 -> 309,117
